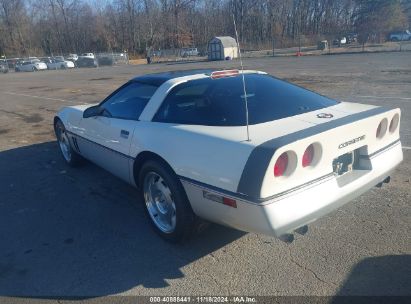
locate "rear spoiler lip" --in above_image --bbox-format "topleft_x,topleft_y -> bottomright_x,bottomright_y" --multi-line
237,106 -> 393,198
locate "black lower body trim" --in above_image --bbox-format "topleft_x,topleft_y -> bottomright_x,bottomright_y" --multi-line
66,130 -> 133,160
179,173 -> 335,205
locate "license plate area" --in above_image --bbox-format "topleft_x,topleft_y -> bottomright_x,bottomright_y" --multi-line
333,150 -> 357,176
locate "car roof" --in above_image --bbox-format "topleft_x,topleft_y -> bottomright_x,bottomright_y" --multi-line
131,69 -> 216,86
133,69 -> 265,86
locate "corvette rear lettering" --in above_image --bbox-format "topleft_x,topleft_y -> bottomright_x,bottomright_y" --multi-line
338,135 -> 365,149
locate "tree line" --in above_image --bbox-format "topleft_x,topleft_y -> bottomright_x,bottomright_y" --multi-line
0,0 -> 409,57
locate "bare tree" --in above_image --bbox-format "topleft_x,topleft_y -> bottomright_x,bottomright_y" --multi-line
0,0 -> 409,56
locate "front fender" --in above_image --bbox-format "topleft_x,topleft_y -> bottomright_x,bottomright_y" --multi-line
55,104 -> 94,133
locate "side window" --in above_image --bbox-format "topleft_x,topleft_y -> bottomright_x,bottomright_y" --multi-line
101,82 -> 158,120
153,82 -> 214,125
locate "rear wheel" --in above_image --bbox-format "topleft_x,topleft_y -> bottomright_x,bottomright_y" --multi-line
139,160 -> 197,242
54,119 -> 82,167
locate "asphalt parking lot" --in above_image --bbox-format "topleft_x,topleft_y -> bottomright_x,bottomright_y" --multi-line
0,52 -> 410,300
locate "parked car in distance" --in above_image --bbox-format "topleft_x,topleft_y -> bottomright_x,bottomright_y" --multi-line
54,69 -> 403,243
76,57 -> 98,68
6,58 -> 20,69
181,47 -> 199,57
40,57 -> 53,64
389,30 -> 411,41
46,58 -> 75,70
346,33 -> 358,44
66,53 -> 78,62
97,56 -> 113,66
15,59 -> 47,72
0,60 -> 9,73
79,53 -> 95,59
333,37 -> 347,46
53,56 -> 65,61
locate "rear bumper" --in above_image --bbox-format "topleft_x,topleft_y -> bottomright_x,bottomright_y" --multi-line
182,140 -> 403,237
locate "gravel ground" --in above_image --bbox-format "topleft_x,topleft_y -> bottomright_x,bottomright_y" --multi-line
0,52 -> 410,302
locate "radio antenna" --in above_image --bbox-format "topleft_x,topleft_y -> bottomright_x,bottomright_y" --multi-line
233,14 -> 250,141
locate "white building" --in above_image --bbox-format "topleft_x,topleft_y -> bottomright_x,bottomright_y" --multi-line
208,36 -> 238,61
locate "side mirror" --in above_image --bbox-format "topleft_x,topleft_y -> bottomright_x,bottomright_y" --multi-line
83,105 -> 102,118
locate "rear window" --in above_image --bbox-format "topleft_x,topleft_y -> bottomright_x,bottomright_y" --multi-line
153,74 -> 338,126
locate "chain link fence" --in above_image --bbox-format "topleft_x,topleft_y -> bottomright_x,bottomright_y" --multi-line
240,39 -> 411,59
142,39 -> 411,64
147,47 -> 207,63
95,52 -> 129,66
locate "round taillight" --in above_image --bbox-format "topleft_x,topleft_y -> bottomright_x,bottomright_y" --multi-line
376,123 -> 382,137
302,144 -> 314,167
274,153 -> 288,177
376,118 -> 388,139
389,113 -> 399,133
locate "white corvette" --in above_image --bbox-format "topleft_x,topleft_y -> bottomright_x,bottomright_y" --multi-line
54,69 -> 403,242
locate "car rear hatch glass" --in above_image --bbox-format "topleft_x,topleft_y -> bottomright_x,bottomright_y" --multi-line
153,73 -> 338,126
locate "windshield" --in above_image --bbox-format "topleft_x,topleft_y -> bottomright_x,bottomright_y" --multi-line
154,74 -> 339,126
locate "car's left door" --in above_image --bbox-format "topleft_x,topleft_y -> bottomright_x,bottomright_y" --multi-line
77,81 -> 158,182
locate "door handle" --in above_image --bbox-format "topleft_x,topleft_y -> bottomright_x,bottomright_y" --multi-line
120,130 -> 129,138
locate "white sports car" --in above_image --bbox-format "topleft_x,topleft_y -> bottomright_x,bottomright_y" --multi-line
54,69 -> 403,242
15,59 -> 48,72
47,58 -> 75,70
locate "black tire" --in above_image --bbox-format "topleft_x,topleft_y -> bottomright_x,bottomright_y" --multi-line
32,66 -> 37,72
61,65 -> 66,69
139,159 -> 197,243
54,119 -> 83,167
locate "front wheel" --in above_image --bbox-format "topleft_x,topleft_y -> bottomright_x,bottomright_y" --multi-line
54,119 -> 83,167
139,160 -> 197,242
